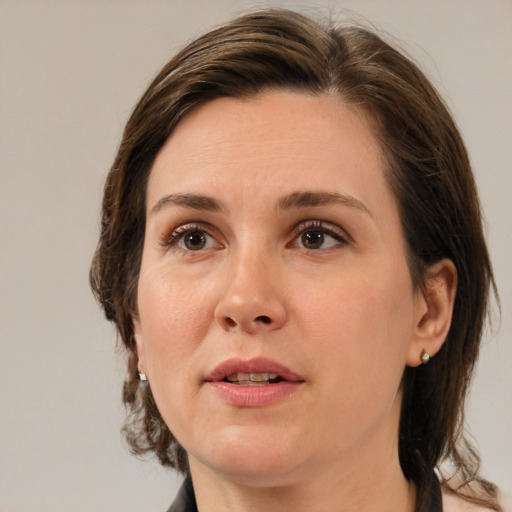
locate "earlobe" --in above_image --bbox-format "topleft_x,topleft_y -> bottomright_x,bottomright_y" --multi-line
407,259 -> 457,367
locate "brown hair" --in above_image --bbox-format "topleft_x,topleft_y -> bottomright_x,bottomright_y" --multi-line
90,8 -> 499,509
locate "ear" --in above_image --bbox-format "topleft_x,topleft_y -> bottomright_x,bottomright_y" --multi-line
406,259 -> 457,367
133,317 -> 147,375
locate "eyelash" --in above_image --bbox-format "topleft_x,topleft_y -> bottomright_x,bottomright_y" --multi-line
160,220 -> 349,252
161,222 -> 218,249
289,220 -> 350,251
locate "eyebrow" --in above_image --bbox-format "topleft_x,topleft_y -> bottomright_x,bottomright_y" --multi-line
150,193 -> 225,215
278,191 -> 371,216
149,190 -> 371,217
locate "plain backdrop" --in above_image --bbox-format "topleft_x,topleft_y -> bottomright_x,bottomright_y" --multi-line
1,1 -> 511,511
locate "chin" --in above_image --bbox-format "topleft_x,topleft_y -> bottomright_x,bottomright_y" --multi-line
188,425 -> 309,487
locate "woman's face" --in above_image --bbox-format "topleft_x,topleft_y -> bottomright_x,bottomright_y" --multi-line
134,91 -> 428,486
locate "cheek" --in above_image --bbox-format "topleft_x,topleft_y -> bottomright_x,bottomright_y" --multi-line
294,263 -> 414,393
137,267 -> 215,375
135,268 -> 218,439
291,269 -> 413,446
297,263 -> 413,343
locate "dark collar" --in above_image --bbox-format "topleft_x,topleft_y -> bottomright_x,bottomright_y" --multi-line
166,473 -> 443,512
167,477 -> 198,512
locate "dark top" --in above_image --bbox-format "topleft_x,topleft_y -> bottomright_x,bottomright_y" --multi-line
166,471 -> 443,512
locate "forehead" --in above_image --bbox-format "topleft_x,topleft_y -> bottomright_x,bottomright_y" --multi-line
147,91 -> 388,209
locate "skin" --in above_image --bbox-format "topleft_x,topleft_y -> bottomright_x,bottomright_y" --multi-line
134,91 -> 456,512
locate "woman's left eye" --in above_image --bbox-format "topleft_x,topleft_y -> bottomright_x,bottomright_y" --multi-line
289,222 -> 349,251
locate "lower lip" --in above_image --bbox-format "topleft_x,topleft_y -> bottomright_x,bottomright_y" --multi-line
207,381 -> 303,407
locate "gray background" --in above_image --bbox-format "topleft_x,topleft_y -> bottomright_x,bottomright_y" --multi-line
1,1 -> 510,511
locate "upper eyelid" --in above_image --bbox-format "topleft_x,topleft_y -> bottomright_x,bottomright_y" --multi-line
291,219 -> 350,241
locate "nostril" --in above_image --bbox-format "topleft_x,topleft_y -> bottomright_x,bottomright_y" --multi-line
225,317 -> 237,328
255,315 -> 271,324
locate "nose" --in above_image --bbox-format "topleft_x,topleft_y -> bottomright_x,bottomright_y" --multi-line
214,249 -> 287,334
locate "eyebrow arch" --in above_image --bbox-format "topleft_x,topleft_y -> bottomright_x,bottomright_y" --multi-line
150,193 -> 225,215
278,191 -> 371,216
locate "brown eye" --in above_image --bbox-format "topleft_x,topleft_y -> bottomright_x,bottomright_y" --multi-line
290,222 -> 349,251
183,231 -> 208,250
166,223 -> 220,253
301,230 -> 325,249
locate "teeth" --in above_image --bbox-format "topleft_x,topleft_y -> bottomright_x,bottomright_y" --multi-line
226,372 -> 279,383
250,372 -> 269,382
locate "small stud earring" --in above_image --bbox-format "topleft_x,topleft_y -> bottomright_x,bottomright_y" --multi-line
138,371 -> 148,382
420,350 -> 431,365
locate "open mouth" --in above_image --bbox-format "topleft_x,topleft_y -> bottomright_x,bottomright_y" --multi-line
206,358 -> 304,406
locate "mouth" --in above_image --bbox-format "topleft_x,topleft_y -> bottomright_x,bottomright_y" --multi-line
204,357 -> 304,406
205,357 -> 304,386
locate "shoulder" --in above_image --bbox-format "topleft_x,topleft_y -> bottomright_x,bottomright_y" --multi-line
442,492 -> 485,511
442,490 -> 506,512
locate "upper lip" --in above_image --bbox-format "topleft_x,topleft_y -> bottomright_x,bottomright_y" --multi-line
205,357 -> 304,382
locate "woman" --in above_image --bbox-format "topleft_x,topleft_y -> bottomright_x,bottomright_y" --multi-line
90,9 -> 502,512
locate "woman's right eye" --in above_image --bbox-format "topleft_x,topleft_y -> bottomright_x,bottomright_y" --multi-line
178,229 -> 216,251
164,224 -> 220,252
